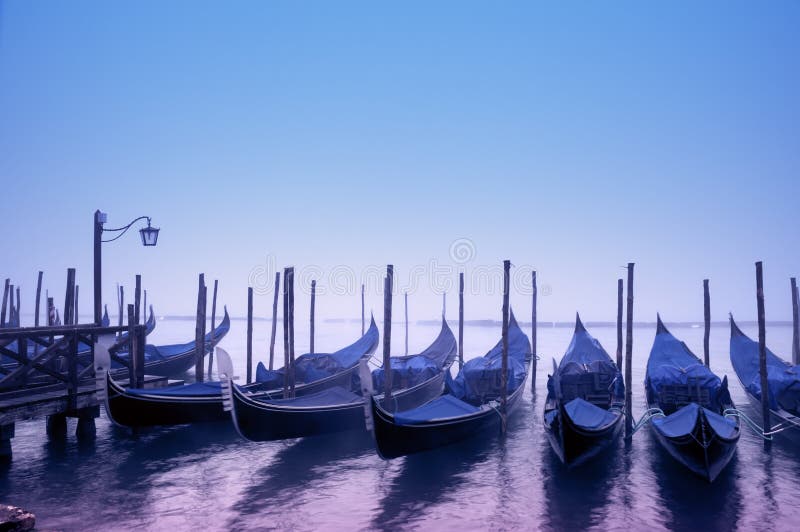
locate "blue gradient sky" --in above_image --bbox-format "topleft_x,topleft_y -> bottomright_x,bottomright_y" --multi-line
1,1 -> 798,323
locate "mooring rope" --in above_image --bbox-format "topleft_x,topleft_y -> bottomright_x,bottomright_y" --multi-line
630,408 -> 666,436
720,408 -> 798,440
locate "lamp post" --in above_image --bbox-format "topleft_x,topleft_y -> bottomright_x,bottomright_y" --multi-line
93,210 -> 160,325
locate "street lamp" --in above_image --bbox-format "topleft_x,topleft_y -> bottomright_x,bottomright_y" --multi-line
93,210 -> 160,325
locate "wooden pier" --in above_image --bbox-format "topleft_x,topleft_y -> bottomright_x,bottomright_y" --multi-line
0,321 -> 157,460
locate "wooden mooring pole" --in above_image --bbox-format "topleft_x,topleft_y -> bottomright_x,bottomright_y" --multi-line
616,279 -> 623,370
282,268 -> 290,398
207,280 -> 218,379
361,283 -> 365,335
288,267 -> 296,397
404,292 -> 408,356
117,284 -> 124,338
34,271 -> 43,327
64,269 -> 76,325
458,272 -> 464,370
383,265 -> 394,408
624,263 -> 634,441
194,274 -> 206,383
703,279 -> 711,368
73,285 -> 78,324
756,261 -> 772,450
143,289 -> 147,324
792,277 -> 799,365
501,260 -> 510,434
15,286 -> 21,326
531,270 -> 537,391
269,272 -> 280,370
1,278 -> 9,327
310,280 -> 316,354
134,275 -> 141,325
247,286 -> 254,384
8,285 -> 13,326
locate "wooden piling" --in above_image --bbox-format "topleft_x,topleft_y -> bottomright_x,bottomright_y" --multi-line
15,286 -> 21,326
134,275 -> 142,325
34,271 -> 43,327
143,289 -> 147,325
404,292 -> 408,356
703,279 -> 711,368
287,267 -> 296,397
361,284 -> 365,335
64,269 -> 76,326
383,265 -> 394,407
282,267 -> 290,398
47,297 -> 55,326
792,277 -> 799,365
127,304 -> 139,388
501,260 -> 510,434
756,262 -> 771,450
624,263 -> 634,441
194,274 -> 206,383
458,272 -> 464,370
531,270 -> 537,391
247,286 -> 254,384
207,279 -> 218,379
269,272 -> 280,371
8,284 -> 14,326
310,280 -> 316,354
1,279 -> 9,327
73,285 -> 78,324
616,279 -> 623,370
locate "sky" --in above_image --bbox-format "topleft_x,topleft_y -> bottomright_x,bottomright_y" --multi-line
1,1 -> 798,324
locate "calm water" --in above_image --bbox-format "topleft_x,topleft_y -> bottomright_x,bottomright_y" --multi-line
1,317 -> 799,531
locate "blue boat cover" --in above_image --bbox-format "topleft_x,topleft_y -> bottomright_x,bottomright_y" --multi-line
564,398 -> 619,429
394,394 -> 480,425
652,403 -> 738,439
372,317 -> 457,391
446,311 -> 531,405
126,381 -> 222,397
646,316 -> 723,407
258,386 -> 361,407
255,317 -> 379,385
558,315 -> 619,377
730,317 -> 800,413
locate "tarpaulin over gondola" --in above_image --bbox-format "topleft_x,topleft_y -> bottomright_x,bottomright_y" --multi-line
651,402 -> 738,439
730,317 -> 800,413
447,312 -> 530,405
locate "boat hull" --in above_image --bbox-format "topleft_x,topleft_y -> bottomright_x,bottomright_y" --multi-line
371,373 -> 527,459
231,370 -> 448,442
544,400 -> 624,468
647,401 -> 738,482
106,373 -> 228,427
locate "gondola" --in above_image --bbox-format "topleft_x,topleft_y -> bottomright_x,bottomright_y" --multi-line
729,315 -> 800,433
645,315 -> 740,482
104,315 -> 378,427
544,314 -> 624,468
111,307 -> 229,379
369,312 -> 531,459
219,317 -> 458,442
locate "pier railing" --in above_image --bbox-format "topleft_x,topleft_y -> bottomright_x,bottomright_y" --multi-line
0,323 -> 146,407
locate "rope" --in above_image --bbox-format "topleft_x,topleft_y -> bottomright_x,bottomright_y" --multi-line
630,408 -> 665,436
722,408 -> 783,440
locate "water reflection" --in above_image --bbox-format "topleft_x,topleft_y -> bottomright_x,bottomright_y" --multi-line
229,430 -> 374,529
650,433 -> 742,532
372,433 -> 498,529
541,438 -> 622,531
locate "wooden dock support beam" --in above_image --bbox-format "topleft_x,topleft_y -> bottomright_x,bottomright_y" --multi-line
624,263 -> 634,441
75,406 -> 98,441
34,271 -> 43,328
383,265 -> 394,408
703,279 -> 711,368
64,269 -> 76,325
310,280 -> 316,354
792,277 -> 799,365
269,272 -> 280,370
46,414 -> 66,441
756,261 -> 772,450
501,260 -> 510,434
458,272 -> 464,370
0,423 -> 14,461
247,286 -> 253,384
